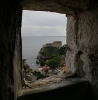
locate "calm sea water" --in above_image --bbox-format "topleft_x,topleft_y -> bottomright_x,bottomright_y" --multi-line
22,36 -> 66,70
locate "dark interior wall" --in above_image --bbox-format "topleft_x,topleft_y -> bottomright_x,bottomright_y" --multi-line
0,0 -> 22,100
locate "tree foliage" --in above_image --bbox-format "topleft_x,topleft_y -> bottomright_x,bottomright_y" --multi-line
33,71 -> 47,80
47,56 -> 60,69
40,60 -> 45,66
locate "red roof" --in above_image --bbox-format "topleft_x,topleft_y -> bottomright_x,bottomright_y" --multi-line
41,66 -> 50,71
60,66 -> 66,71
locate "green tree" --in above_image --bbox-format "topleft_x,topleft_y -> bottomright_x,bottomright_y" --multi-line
33,71 -> 47,80
47,56 -> 60,69
40,60 -> 45,66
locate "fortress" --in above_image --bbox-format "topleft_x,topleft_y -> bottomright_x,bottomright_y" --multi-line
43,41 -> 62,49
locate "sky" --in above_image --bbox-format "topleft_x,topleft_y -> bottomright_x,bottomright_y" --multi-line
22,10 -> 67,36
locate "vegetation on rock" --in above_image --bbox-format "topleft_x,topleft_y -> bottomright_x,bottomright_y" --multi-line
47,56 -> 60,69
33,71 -> 48,80
38,44 -> 68,69
40,60 -> 45,66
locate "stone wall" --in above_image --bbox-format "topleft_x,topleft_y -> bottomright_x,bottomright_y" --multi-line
0,0 -> 22,100
0,0 -> 98,100
66,8 -> 98,99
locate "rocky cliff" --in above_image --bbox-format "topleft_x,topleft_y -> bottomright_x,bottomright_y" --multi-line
37,44 -> 68,61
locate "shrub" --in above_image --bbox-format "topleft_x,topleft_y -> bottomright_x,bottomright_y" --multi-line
32,71 -> 47,80
40,60 -> 45,66
47,56 -> 60,69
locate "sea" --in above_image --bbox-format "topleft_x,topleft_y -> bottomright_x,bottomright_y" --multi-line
22,36 -> 66,70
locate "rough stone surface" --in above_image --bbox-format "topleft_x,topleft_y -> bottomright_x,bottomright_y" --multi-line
66,8 -> 98,99
18,78 -> 92,100
0,0 -> 22,100
21,0 -> 98,14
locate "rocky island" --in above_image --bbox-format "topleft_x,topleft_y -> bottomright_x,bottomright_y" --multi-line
36,41 -> 69,76
21,41 -> 69,90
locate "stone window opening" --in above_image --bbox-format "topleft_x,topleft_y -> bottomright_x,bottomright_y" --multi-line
20,10 -> 67,95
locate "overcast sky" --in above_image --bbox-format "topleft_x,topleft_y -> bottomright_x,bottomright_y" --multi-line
22,10 -> 67,36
